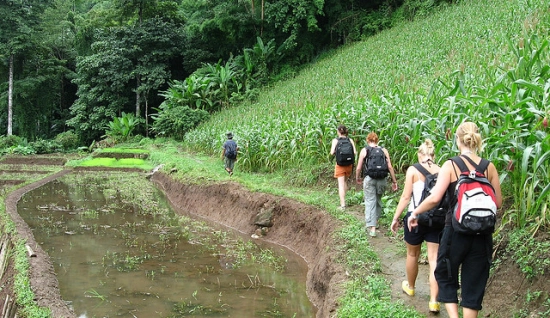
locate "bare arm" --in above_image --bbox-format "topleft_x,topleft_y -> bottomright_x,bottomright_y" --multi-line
330,138 -> 338,156
383,148 -> 398,191
355,148 -> 366,184
488,162 -> 503,208
350,139 -> 357,157
391,166 -> 415,233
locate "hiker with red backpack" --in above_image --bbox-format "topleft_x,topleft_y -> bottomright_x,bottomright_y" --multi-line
330,124 -> 357,210
391,139 -> 445,313
407,122 -> 503,318
356,132 -> 398,237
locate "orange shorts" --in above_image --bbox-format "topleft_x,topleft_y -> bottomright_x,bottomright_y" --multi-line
334,164 -> 353,178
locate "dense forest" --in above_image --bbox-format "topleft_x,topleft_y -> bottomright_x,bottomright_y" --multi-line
0,0 -> 455,146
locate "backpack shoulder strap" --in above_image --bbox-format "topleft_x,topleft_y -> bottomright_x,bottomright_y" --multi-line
460,155 -> 490,175
365,146 -> 372,156
449,156 -> 469,173
412,163 -> 430,177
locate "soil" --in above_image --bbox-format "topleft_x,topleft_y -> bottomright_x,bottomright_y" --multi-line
1,156 -> 548,317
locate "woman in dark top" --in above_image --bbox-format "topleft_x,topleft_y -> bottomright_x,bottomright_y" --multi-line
407,122 -> 502,318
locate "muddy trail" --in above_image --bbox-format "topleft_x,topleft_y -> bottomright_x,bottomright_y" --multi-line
345,205 -> 448,318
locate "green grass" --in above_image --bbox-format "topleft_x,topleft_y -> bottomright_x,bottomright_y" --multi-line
95,147 -> 150,154
67,157 -> 153,170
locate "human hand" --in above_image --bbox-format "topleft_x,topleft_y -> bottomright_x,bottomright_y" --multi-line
356,178 -> 363,185
390,219 -> 400,234
407,213 -> 418,232
392,182 -> 398,192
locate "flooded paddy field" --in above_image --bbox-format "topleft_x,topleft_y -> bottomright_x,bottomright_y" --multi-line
18,171 -> 314,317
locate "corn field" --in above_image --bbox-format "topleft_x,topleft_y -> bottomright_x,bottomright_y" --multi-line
185,0 -> 549,235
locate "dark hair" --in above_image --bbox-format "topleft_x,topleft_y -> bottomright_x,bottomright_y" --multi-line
337,124 -> 348,136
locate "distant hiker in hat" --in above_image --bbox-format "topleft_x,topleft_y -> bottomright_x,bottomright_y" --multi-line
222,132 -> 239,176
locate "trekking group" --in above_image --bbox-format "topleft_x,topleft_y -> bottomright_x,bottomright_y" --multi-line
331,122 -> 502,318
221,121 -> 502,317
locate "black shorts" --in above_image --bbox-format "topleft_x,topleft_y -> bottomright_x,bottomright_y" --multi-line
403,212 -> 441,245
434,226 -> 492,310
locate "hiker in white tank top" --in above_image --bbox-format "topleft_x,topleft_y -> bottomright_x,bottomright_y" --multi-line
391,139 -> 443,314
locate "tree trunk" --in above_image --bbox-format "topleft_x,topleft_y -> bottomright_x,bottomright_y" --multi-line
261,0 -> 264,36
8,54 -> 13,136
145,96 -> 149,137
135,76 -> 141,117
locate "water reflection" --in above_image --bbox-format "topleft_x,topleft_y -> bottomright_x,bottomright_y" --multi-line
18,171 -> 314,317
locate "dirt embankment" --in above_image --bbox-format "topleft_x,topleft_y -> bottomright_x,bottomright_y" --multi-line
151,172 -> 347,318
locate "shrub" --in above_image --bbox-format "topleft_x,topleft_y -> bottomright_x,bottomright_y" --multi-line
30,139 -> 62,154
55,131 -> 80,150
11,145 -> 36,155
0,135 -> 24,151
151,106 -> 209,141
104,112 -> 144,143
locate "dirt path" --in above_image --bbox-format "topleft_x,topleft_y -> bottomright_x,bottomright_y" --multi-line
346,206 -> 449,318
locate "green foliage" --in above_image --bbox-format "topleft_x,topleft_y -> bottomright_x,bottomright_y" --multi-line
507,230 -> 550,280
0,135 -> 24,150
104,112 -> 144,143
151,106 -> 209,141
68,18 -> 184,143
54,130 -> 80,150
337,276 -> 423,317
30,139 -> 62,154
70,157 -> 153,170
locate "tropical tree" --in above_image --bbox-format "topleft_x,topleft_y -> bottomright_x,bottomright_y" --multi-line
68,18 -> 184,143
0,0 -> 52,136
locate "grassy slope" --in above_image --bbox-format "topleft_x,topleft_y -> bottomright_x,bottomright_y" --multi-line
152,0 -> 548,316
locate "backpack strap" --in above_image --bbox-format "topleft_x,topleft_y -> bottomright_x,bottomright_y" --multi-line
412,163 -> 431,177
449,156 -> 469,173
411,163 -> 431,208
461,155 -> 490,175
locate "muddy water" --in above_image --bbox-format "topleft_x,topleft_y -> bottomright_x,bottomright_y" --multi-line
18,171 -> 314,317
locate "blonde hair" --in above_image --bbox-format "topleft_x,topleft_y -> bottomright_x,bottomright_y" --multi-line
366,132 -> 379,143
456,122 -> 483,152
417,139 -> 435,157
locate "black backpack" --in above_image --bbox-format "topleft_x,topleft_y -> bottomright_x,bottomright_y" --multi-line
364,146 -> 388,179
412,163 -> 447,229
335,137 -> 355,166
224,140 -> 237,159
